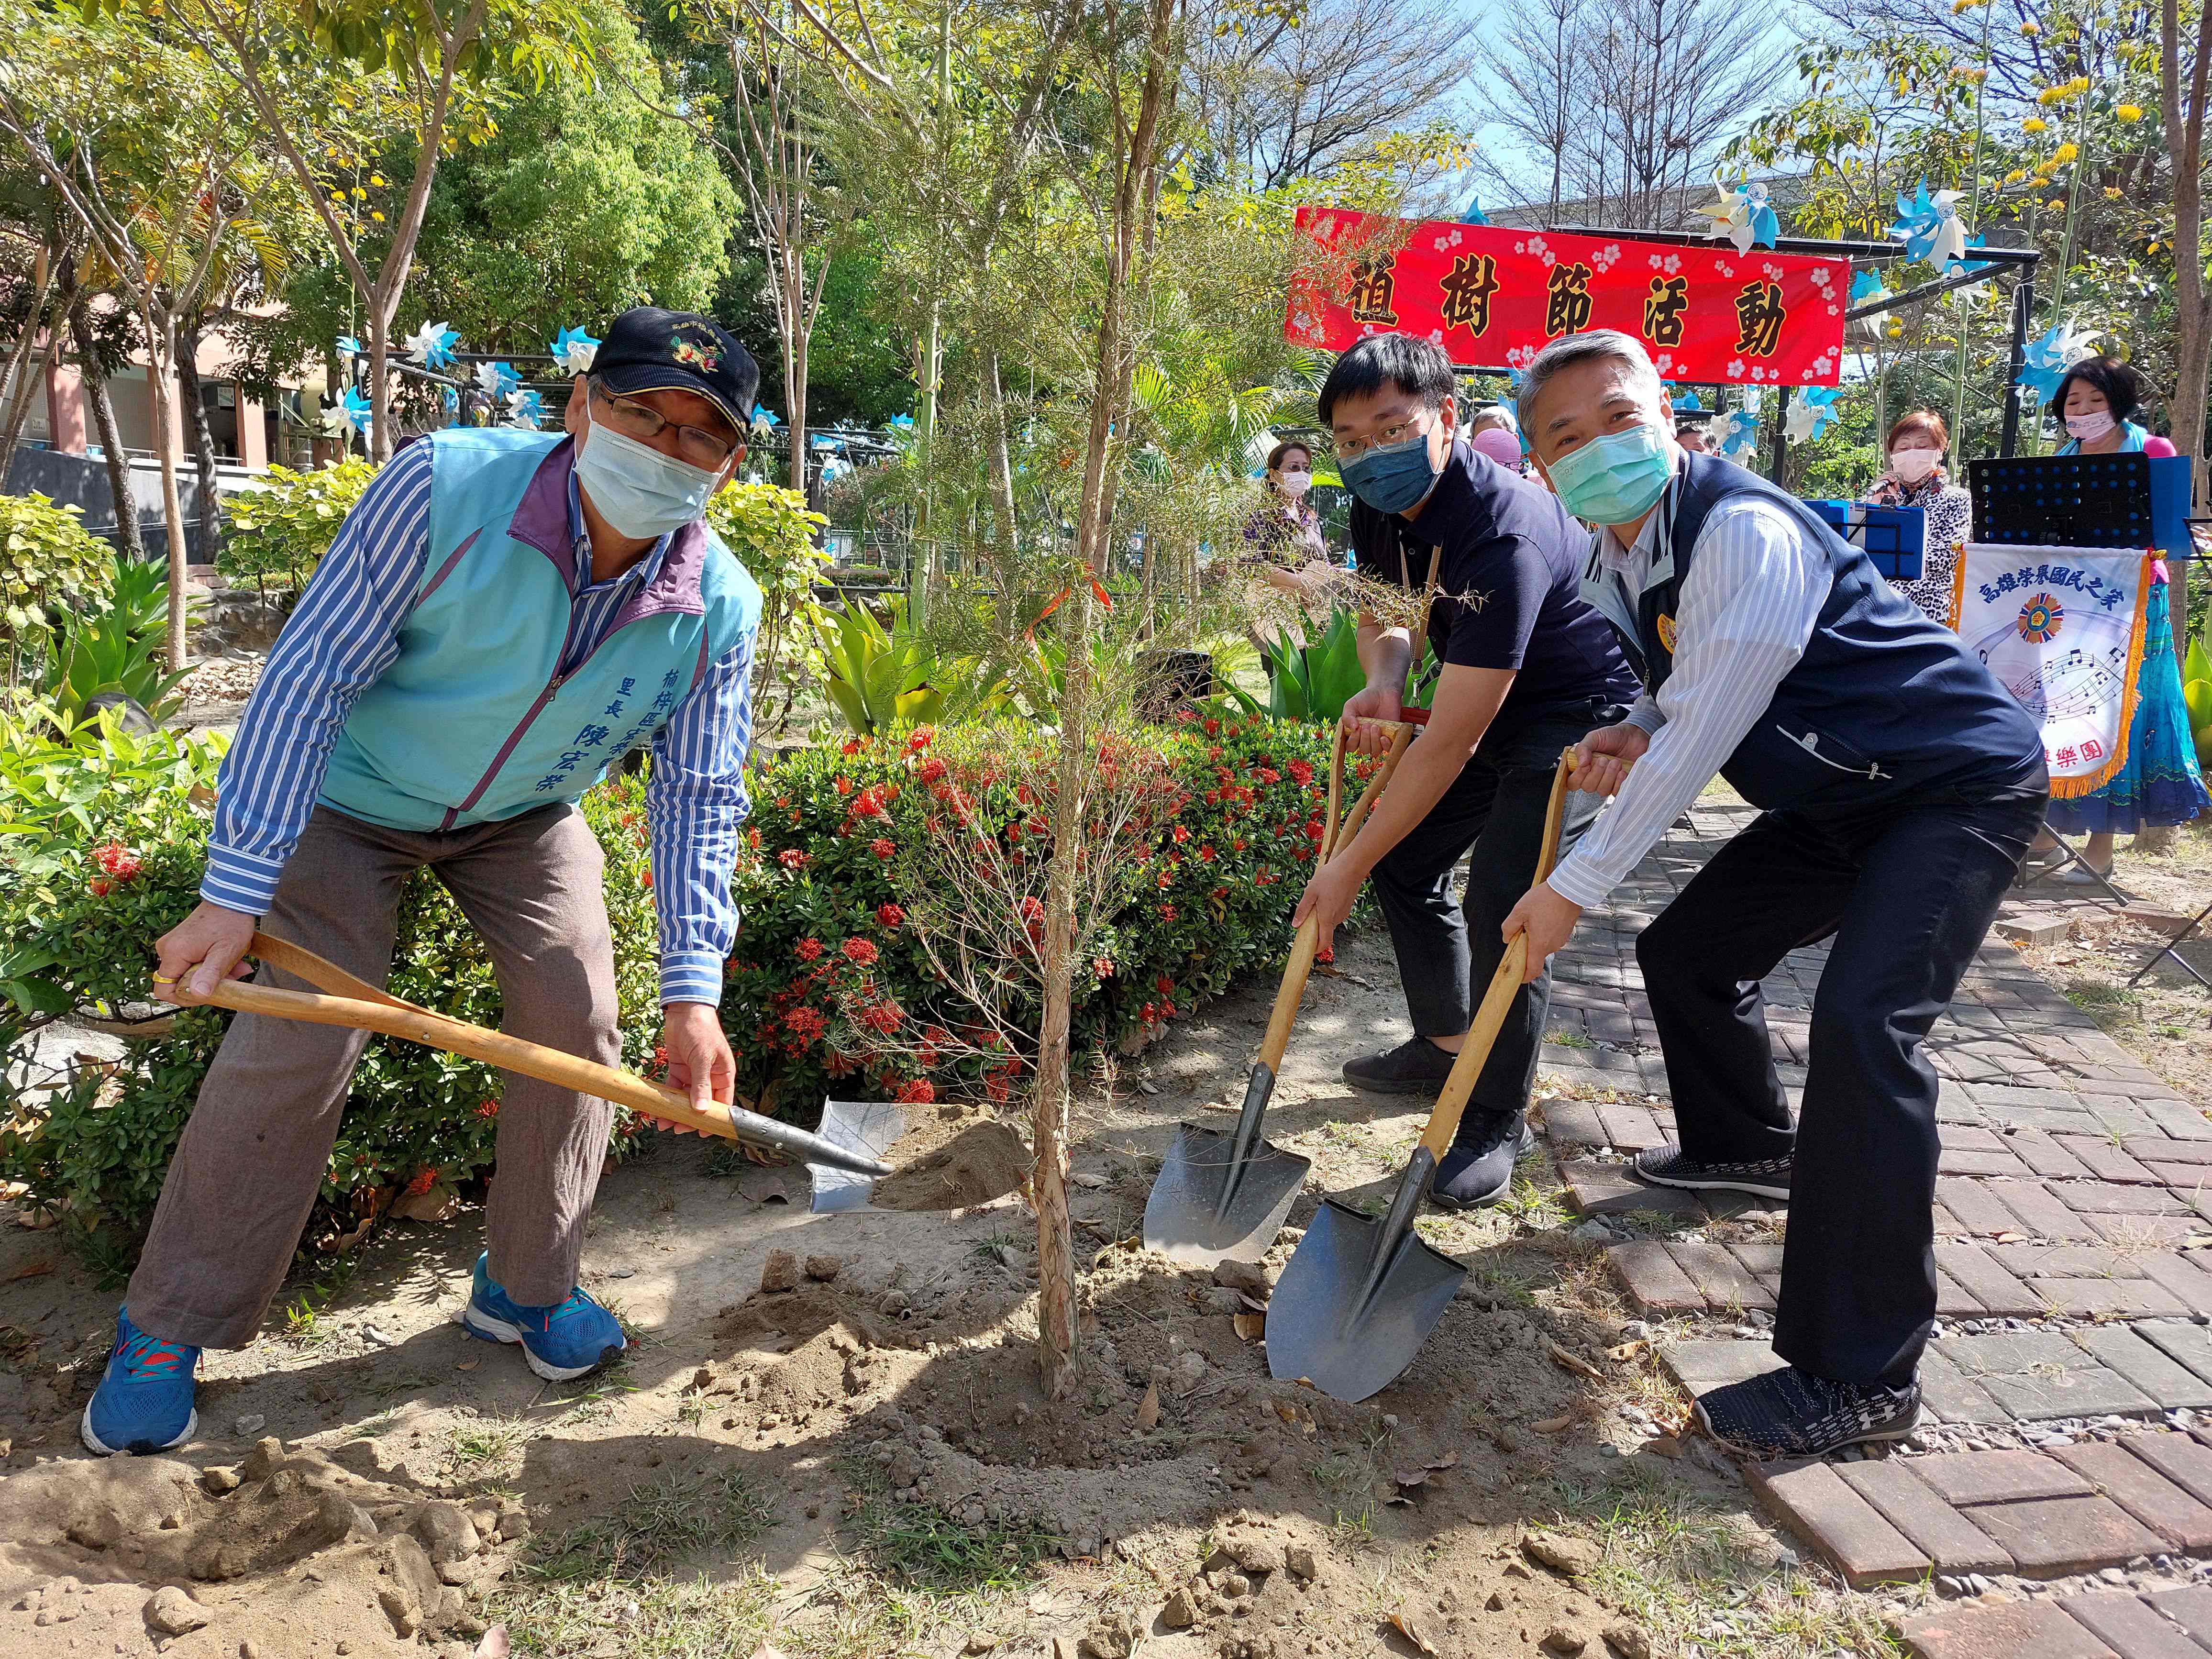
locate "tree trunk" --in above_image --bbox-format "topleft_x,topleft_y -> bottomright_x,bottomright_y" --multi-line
175,319 -> 224,559
365,305 -> 395,464
2165,0 -> 2212,667
786,293 -> 809,498
984,348 -> 1018,567
69,296 -> 144,562
0,330 -> 60,486
1031,584 -> 1091,1398
0,239 -> 56,485
144,317 -> 190,671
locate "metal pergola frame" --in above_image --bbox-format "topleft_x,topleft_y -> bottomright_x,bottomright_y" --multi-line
1449,225 -> 2045,480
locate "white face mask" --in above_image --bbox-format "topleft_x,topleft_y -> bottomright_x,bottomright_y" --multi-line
575,406 -> 724,538
1278,469 -> 1312,499
1890,447 -> 1941,483
2065,409 -> 2118,442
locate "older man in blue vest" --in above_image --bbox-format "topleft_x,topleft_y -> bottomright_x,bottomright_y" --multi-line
84,308 -> 764,1456
1501,330 -> 2047,1460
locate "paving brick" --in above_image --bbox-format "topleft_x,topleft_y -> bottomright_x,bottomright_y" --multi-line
2087,1214 -> 2206,1249
2142,1099 -> 2212,1142
2032,1279 -> 2190,1319
2127,1139 -> 2212,1167
2070,1325 -> 2212,1413
1910,1449 -> 2095,1505
2123,1429 -> 2212,1511
2143,1586 -> 2212,1648
1994,1181 -> 2106,1241
1745,1458 -> 1931,1587
1594,1102 -> 1671,1150
2056,1137 -> 2162,1184
1665,1241 -> 1776,1313
1981,1361 -> 2159,1421
1537,1099 -> 1608,1147
1900,1600 -> 2119,1659
2135,1320 -> 2212,1389
2063,1182 -> 2188,1216
1943,1148 -> 2035,1178
2139,1253 -> 2212,1319
1938,1329 -> 2100,1377
2012,1129 -> 2098,1180
1657,1338 -> 1782,1396
1608,1240 -> 1705,1314
2058,1593 -> 2203,1659
1918,1349 -> 2013,1425
1558,1159 -> 1705,1220
1933,1202 -> 1969,1238
1987,1243 -> 2150,1280
2050,1439 -> 2212,1550
1939,1178 -> 2034,1238
1833,1459 -> 2012,1572
2141,1164 -> 2212,1194
1964,1495 -> 2167,1574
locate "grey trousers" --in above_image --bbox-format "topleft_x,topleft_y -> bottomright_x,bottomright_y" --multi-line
127,803 -> 623,1349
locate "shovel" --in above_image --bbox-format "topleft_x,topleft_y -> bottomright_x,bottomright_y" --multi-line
1264,746 -> 1575,1401
171,931 -> 891,1178
1143,715 -> 1423,1267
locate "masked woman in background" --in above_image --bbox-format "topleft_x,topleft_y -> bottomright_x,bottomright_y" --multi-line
1864,410 -> 1972,626
2028,356 -> 2207,881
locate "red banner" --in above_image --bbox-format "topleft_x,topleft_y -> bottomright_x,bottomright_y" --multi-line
1285,207 -> 1849,388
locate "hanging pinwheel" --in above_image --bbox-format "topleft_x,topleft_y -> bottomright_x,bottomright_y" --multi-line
403,321 -> 460,369
1672,389 -> 1704,412
475,361 -> 520,399
319,387 -> 371,442
1890,181 -> 1967,270
2016,321 -> 2101,402
1784,385 -> 1847,444
335,334 -> 363,359
1459,192 -> 1489,226
549,326 -> 599,376
1713,408 -> 1760,459
751,405 -> 782,433
440,384 -> 461,424
1697,175 -> 1780,255
506,387 -> 547,430
1849,269 -> 1890,307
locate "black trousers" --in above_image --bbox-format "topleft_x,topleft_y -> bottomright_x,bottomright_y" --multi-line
1369,706 -> 1614,1122
1636,785 -> 2046,1386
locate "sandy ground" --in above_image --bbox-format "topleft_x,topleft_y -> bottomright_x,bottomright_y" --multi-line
0,924 -> 1918,1658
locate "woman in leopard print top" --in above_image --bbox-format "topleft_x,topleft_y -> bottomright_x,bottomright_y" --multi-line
1864,410 -> 1973,626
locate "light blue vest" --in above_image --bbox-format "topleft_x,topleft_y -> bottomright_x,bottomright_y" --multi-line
320,430 -> 759,832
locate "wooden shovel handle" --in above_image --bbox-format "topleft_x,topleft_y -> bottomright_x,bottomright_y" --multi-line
1416,748 -> 1576,1161
178,935 -> 743,1142
1253,719 -> 1420,1073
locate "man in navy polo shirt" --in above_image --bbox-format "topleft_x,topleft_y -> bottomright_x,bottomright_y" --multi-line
1293,333 -> 1638,1207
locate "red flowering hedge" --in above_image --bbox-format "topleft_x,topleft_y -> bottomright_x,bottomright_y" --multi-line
720,716 -> 1352,1112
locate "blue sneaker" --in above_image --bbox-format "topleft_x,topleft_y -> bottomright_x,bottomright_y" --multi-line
81,1309 -> 199,1456
457,1253 -> 625,1381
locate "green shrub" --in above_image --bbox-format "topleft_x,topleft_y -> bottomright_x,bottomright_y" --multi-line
0,491 -> 114,674
219,459 -> 379,601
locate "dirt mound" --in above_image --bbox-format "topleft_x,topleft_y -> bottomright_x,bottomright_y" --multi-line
872,1120 -> 1030,1211
0,1438 -> 522,1657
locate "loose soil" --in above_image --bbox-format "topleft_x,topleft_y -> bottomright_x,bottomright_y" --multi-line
0,922 -> 1922,1657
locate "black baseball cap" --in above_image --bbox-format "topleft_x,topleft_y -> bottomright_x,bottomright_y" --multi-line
591,307 -> 761,436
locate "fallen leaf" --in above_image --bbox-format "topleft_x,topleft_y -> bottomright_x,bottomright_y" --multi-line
455,1359 -> 480,1372
1643,1434 -> 1684,1459
1237,1292 -> 1267,1313
2,1262 -> 50,1283
1426,1450 -> 1459,1471
1136,1383 -> 1160,1432
1392,1467 -> 1431,1490
1070,1172 -> 1106,1189
1546,1340 -> 1604,1381
1232,1312 -> 1265,1341
1273,1400 -> 1299,1423
1388,1610 -> 1439,1655
1533,1414 -> 1575,1434
1607,1340 -> 1648,1362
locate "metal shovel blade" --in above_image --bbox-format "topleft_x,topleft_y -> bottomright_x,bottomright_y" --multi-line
807,1099 -> 908,1212
1142,1063 -> 1312,1267
1264,1189 -> 1466,1403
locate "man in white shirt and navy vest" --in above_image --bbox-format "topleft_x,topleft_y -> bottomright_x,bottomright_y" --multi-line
1502,331 -> 2047,1460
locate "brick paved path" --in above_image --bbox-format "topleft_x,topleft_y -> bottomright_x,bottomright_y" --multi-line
1541,802 -> 2212,1653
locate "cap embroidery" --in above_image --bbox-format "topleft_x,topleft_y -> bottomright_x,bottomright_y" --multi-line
673,335 -> 722,373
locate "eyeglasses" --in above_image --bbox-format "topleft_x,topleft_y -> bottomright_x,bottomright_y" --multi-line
590,382 -> 742,470
1331,414 -> 1431,464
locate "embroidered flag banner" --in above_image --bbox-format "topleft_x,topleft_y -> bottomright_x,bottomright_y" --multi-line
1952,543 -> 2152,797
1284,207 -> 1849,387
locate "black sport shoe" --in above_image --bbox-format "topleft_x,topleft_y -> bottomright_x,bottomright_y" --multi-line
1695,1366 -> 1922,1459
1631,1142 -> 1792,1202
1344,1036 -> 1458,1096
1429,1111 -> 1535,1210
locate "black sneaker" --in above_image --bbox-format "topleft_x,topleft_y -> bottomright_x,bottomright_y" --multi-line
1630,1142 -> 1792,1202
1428,1111 -> 1534,1210
1344,1036 -> 1459,1096
1695,1366 -> 1922,1459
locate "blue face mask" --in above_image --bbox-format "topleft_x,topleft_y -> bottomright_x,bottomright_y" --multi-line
1338,425 -> 1442,514
575,409 -> 723,538
1545,422 -> 1674,525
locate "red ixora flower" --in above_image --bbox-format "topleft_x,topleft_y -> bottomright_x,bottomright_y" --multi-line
896,1077 -> 935,1104
795,937 -> 824,962
1018,896 -> 1045,922
404,1168 -> 439,1197
93,842 -> 142,881
1287,760 -> 1314,786
89,877 -> 111,896
1161,904 -> 1178,921
907,725 -> 936,752
871,838 -> 897,860
779,848 -> 811,871
475,1099 -> 499,1119
835,776 -> 854,796
1093,955 -> 1115,978
918,756 -> 947,784
876,903 -> 906,928
841,736 -> 863,755
842,937 -> 880,966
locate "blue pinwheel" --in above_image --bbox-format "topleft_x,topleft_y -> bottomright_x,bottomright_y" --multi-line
1890,181 -> 1966,269
751,405 -> 781,433
1784,385 -> 1846,444
1697,175 -> 1780,254
336,334 -> 363,358
320,387 -> 371,442
506,387 -> 547,430
475,361 -> 521,399
1714,408 -> 1760,459
1459,193 -> 1489,226
1849,269 -> 1889,307
440,384 -> 461,423
1674,390 -> 1704,412
402,321 -> 460,369
549,326 -> 600,376
2016,321 -> 2100,402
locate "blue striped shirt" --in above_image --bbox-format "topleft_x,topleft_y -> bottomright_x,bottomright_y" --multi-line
205,441 -> 754,1006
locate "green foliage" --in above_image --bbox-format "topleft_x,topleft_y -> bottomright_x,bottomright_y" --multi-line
221,460 -> 380,600
811,597 -> 1007,734
704,480 -> 829,719
2185,637 -> 2212,770
1253,609 -> 1435,723
0,765 -> 660,1269
37,601 -> 193,724
0,703 -> 220,845
0,491 -> 113,671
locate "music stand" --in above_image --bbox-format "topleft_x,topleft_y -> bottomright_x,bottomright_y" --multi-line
2124,894 -> 2212,996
